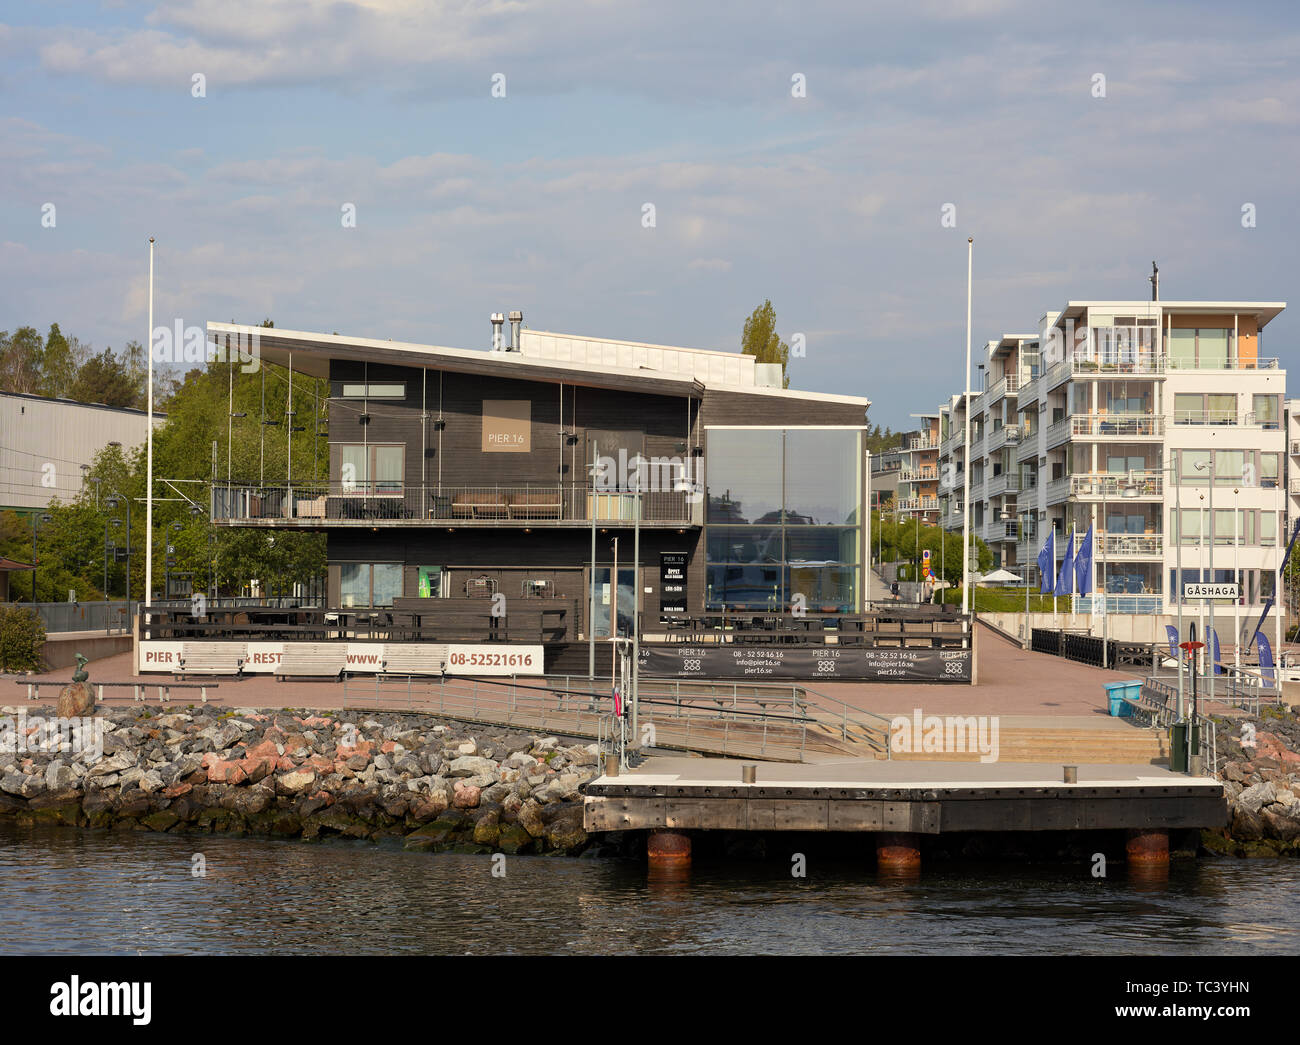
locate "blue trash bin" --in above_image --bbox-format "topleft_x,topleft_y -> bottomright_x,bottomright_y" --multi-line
1103,680 -> 1141,717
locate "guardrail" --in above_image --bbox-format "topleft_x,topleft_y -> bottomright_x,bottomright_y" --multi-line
212,482 -> 700,526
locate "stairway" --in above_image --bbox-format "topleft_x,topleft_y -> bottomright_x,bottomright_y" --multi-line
886,725 -> 1170,764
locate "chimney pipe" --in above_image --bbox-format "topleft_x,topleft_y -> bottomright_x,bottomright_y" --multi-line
508,310 -> 523,352
490,313 -> 505,352
1150,261 -> 1159,302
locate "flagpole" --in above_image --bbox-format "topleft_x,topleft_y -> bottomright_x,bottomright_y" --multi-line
1052,522 -> 1057,620
961,236 -> 973,642
145,236 -> 155,610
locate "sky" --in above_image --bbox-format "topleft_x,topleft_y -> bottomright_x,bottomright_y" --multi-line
2,0 -> 1299,430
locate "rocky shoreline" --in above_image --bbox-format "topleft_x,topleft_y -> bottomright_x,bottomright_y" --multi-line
1205,705 -> 1300,857
0,704 -> 608,856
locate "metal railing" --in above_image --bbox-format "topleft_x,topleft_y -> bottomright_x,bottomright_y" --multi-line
1070,414 -> 1164,438
212,482 -> 700,525
1069,472 -> 1163,497
1166,356 -> 1279,371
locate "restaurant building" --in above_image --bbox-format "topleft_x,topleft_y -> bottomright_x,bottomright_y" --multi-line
205,315 -> 872,651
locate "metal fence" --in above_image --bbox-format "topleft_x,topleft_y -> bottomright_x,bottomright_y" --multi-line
14,596 -> 327,634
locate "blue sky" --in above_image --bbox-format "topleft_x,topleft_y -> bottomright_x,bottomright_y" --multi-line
2,0 -> 1299,429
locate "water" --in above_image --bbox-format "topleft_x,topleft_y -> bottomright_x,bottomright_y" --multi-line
1,822 -> 1297,955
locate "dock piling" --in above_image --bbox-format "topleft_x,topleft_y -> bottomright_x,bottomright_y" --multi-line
647,829 -> 692,872
876,832 -> 922,874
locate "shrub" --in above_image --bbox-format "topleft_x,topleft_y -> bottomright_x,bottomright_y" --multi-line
0,605 -> 46,672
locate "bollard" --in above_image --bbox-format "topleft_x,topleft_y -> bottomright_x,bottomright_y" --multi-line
1189,754 -> 1204,777
604,753 -> 619,777
876,831 -> 922,874
1063,765 -> 1077,784
741,764 -> 757,784
647,829 -> 691,871
1125,828 -> 1170,867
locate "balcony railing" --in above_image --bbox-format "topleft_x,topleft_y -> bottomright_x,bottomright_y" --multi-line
1044,351 -> 1166,390
983,520 -> 1018,541
211,482 -> 702,526
1070,414 -> 1164,438
908,436 -> 939,451
898,469 -> 937,483
1069,472 -> 1163,498
1074,531 -> 1163,557
1166,356 -> 1280,371
986,472 -> 1021,497
894,496 -> 940,511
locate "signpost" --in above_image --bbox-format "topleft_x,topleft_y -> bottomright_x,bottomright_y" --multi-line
1182,581 -> 1239,601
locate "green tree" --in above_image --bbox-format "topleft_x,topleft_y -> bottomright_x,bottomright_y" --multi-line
0,326 -> 44,394
68,347 -> 138,407
740,300 -> 790,388
40,323 -> 77,398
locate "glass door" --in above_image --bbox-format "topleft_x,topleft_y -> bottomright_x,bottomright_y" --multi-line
592,568 -> 636,637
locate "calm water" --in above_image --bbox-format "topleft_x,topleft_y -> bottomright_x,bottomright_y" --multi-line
1,823 -> 1297,955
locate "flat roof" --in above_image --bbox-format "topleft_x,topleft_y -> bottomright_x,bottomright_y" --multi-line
1050,301 -> 1286,328
207,323 -> 869,408
0,390 -> 166,418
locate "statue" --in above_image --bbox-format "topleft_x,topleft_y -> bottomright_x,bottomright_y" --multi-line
58,652 -> 95,718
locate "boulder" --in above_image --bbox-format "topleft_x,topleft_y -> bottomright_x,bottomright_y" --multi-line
452,781 -> 480,809
517,798 -> 546,838
56,682 -> 95,719
1237,781 -> 1277,815
276,770 -> 317,795
448,755 -> 497,779
472,809 -> 501,846
545,806 -> 588,852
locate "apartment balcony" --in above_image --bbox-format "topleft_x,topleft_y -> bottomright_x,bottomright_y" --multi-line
1074,531 -> 1164,558
1045,416 -> 1072,450
1045,475 -> 1071,504
985,424 -> 1021,454
1289,440 -> 1300,456
1018,374 -> 1041,407
1068,472 -> 1164,499
1166,356 -> 1280,372
983,519 -> 1019,543
894,496 -> 940,513
1016,432 -> 1040,462
987,374 -> 1021,403
211,482 -> 703,528
898,469 -> 937,484
1173,409 -> 1282,430
1045,352 -> 1166,392
908,435 -> 939,451
1069,414 -> 1164,439
1290,478 -> 1300,495
985,471 -> 1022,497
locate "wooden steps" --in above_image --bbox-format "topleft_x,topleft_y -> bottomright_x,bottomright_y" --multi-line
887,726 -> 1170,764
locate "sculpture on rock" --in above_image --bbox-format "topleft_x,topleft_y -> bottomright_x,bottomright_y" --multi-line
58,653 -> 95,718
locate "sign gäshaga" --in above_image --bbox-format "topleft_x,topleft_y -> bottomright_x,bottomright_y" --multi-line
1182,582 -> 1240,600
639,645 -> 971,682
482,400 -> 531,452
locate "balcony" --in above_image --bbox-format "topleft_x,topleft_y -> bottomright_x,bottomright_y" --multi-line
1069,472 -> 1163,498
1074,531 -> 1164,558
987,374 -> 1021,402
1044,351 -> 1165,392
908,435 -> 939,451
212,482 -> 703,528
898,469 -> 937,484
1174,409 -> 1281,429
895,496 -> 940,512
1069,414 -> 1164,439
986,471 -> 1021,497
983,519 -> 1018,542
985,423 -> 1021,454
1016,431 -> 1040,461
1045,476 -> 1070,504
1045,416 -> 1072,450
1166,356 -> 1280,371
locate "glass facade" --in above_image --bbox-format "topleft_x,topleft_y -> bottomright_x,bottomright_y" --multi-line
705,428 -> 863,611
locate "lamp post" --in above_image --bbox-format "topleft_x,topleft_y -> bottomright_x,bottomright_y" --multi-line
107,494 -> 131,610
1195,457 -> 1216,701
1096,475 -> 1140,668
31,513 -> 52,602
961,236 -> 973,642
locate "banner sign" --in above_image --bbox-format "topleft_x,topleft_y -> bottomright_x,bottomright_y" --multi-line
138,641 -> 543,676
638,645 -> 971,682
660,552 -> 687,613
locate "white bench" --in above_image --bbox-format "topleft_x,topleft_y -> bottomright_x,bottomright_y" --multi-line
23,681 -> 216,704
380,644 -> 448,676
177,642 -> 247,678
276,644 -> 348,681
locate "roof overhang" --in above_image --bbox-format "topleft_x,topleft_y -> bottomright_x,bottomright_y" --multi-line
1050,301 -> 1286,330
206,323 -> 706,399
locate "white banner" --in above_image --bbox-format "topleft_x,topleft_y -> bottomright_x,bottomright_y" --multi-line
138,641 -> 543,676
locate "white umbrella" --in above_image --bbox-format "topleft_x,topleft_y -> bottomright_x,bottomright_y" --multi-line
979,568 -> 1022,584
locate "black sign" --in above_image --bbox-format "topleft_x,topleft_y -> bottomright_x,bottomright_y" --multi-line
639,644 -> 971,682
114,548 -> 129,562
660,552 -> 687,614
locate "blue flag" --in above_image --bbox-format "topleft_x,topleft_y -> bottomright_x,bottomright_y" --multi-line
1165,625 -> 1179,659
1054,529 -> 1076,597
1257,631 -> 1276,688
1074,524 -> 1094,594
1209,628 -> 1223,676
1037,530 -> 1055,593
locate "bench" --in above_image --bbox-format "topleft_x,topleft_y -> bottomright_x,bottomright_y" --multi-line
177,642 -> 247,678
381,644 -> 449,676
275,644 -> 348,681
452,493 -> 509,519
23,681 -> 218,704
509,492 -> 563,519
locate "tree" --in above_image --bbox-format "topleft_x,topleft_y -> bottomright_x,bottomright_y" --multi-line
0,326 -> 43,394
740,300 -> 790,388
40,323 -> 77,398
69,347 -> 138,408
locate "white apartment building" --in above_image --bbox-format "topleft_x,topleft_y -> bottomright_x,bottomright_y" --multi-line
937,300 -> 1287,617
874,414 -> 941,524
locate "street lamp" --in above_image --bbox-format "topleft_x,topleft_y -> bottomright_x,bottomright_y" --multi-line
106,494 -> 131,609
1096,475 -> 1140,668
1195,458 -> 1217,702
31,513 -> 52,602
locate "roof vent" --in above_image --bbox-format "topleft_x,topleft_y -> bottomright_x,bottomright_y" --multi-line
508,310 -> 523,352
490,313 -> 505,352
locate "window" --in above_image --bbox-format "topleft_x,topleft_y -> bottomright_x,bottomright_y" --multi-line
1168,328 -> 1233,369
1174,393 -> 1236,425
1214,450 -> 1245,485
1261,512 -> 1278,546
1261,453 -> 1280,488
339,563 -> 403,607
1252,394 -> 1280,429
340,383 -> 406,398
1177,449 -> 1209,485
339,444 -> 404,492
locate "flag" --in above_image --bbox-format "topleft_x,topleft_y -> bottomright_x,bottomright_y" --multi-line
1054,529 -> 1075,597
1209,628 -> 1223,676
1037,530 -> 1055,594
1074,524 -> 1094,594
1257,631 -> 1276,689
1165,625 -> 1179,659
